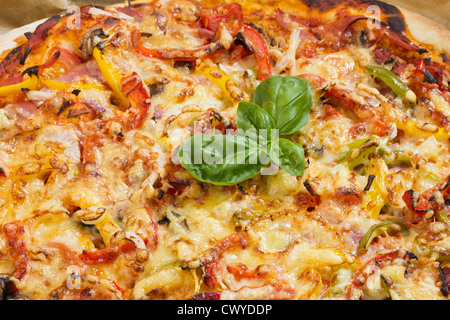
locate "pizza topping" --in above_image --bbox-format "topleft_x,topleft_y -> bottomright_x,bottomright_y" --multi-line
236,24 -> 271,81
346,249 -> 417,299
79,28 -> 110,61
366,65 -> 416,104
0,274 -> 17,299
116,5 -> 144,22
195,59 -> 248,102
253,76 -> 312,135
21,15 -> 61,65
0,74 -> 38,96
359,221 -> 408,251
92,47 -> 129,108
132,20 -> 271,80
402,175 -> 450,218
198,3 -> 243,31
178,76 -> 311,185
131,24 -> 234,61
396,117 -> 450,141
3,222 -> 28,280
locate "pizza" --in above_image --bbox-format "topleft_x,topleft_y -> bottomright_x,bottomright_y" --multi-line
0,0 -> 449,300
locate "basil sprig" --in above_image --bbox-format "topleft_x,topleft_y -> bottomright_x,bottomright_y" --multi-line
178,76 -> 312,185
178,134 -> 264,186
253,76 -> 312,135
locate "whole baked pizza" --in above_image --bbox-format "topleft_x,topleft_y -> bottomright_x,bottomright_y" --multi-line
0,0 -> 449,300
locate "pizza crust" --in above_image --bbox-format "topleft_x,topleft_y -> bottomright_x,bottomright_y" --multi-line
0,1 -> 449,56
400,7 -> 450,54
1,0 -> 448,57
0,18 -> 45,57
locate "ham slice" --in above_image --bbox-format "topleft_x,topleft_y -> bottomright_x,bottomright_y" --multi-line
3,101 -> 38,119
54,60 -> 104,83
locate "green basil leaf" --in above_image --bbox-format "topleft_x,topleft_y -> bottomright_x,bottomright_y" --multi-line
253,76 -> 312,135
236,101 -> 276,144
178,134 -> 264,185
269,138 -> 305,176
236,101 -> 275,132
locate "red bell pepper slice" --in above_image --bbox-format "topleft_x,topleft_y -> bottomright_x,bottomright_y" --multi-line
402,175 -> 450,216
239,23 -> 271,81
131,28 -> 229,61
131,13 -> 271,80
402,189 -> 428,216
79,241 -> 135,265
120,72 -> 151,129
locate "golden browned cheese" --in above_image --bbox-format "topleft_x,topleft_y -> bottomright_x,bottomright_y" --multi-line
0,0 -> 449,300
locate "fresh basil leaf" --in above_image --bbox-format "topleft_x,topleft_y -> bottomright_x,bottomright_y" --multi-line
236,101 -> 275,132
269,138 -> 305,176
178,134 -> 264,185
253,76 -> 312,135
236,101 -> 276,144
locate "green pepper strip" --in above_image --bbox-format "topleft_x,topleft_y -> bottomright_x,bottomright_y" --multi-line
337,137 -> 372,163
436,209 -> 450,226
359,221 -> 408,251
380,150 -> 412,166
348,145 -> 378,171
366,65 -> 414,102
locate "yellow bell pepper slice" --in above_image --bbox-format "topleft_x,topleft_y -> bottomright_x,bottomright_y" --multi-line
79,236 -> 95,250
42,79 -> 104,91
396,117 -> 450,141
296,268 -> 323,300
362,157 -> 389,220
92,47 -> 129,107
195,59 -> 249,103
95,212 -> 121,246
0,75 -> 39,96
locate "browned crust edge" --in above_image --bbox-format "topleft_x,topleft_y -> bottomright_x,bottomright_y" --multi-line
400,7 -> 450,54
0,1 -> 449,61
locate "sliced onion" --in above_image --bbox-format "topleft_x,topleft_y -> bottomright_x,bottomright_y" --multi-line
273,27 -> 301,75
37,125 -> 81,163
88,7 -> 114,17
88,7 -> 134,21
125,231 -> 146,249
25,90 -> 56,106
